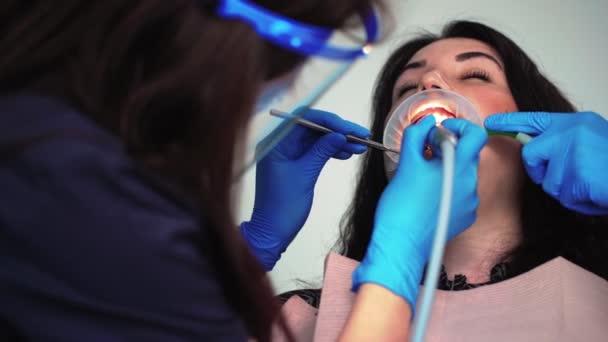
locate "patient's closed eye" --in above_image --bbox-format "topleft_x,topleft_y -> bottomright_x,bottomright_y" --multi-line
461,70 -> 491,81
396,83 -> 418,98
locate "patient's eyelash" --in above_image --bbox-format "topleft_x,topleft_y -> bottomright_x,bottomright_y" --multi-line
396,83 -> 418,98
461,70 -> 491,81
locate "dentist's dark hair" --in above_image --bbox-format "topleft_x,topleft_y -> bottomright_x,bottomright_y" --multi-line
0,0 -> 385,340
338,20 -> 608,281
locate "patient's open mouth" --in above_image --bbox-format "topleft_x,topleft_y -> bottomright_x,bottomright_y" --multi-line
411,106 -> 456,125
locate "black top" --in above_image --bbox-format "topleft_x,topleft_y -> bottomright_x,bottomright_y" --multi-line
432,263 -> 509,291
279,263 -> 510,308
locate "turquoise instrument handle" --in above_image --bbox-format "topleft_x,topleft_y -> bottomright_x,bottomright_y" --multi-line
487,130 -> 532,144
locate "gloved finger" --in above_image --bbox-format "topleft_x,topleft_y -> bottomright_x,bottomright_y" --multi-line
269,123 -> 320,160
540,154 -> 566,200
559,165 -> 601,215
440,119 -> 488,162
558,161 -> 608,215
300,132 -> 347,166
484,112 -> 555,136
523,159 -> 547,185
342,142 -> 368,155
520,134 -> 559,184
558,165 -> 587,211
562,204 -> 608,216
333,151 -> 354,160
300,107 -> 371,139
397,115 -> 437,168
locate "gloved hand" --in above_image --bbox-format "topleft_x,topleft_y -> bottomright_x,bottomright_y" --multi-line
352,116 -> 488,307
485,111 -> 608,216
241,108 -> 370,271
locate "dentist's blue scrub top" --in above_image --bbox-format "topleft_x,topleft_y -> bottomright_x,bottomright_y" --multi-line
0,94 -> 247,341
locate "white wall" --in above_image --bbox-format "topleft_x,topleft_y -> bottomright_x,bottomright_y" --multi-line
238,0 -> 608,294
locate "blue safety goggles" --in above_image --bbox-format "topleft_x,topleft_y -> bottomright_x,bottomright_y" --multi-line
213,0 -> 381,176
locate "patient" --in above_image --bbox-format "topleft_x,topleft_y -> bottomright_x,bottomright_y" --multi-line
280,20 -> 608,307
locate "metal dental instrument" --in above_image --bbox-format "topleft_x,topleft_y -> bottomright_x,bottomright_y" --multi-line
270,109 -> 400,154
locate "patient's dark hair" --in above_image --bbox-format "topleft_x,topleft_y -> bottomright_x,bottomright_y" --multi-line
338,20 -> 608,280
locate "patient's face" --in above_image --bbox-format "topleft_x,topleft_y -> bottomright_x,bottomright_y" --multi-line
391,37 -> 517,123
386,38 -> 525,207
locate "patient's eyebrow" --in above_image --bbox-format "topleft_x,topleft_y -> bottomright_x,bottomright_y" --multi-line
455,51 -> 503,69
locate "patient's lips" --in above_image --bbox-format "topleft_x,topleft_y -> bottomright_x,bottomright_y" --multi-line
411,106 -> 456,125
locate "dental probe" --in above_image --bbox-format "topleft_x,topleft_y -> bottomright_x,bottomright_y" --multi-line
270,109 -> 400,154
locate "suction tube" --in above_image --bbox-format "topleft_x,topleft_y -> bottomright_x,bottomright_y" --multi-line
411,127 -> 531,341
411,126 -> 457,342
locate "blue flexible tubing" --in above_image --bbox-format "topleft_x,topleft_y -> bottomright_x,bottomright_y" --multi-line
411,129 -> 531,341
411,139 -> 456,342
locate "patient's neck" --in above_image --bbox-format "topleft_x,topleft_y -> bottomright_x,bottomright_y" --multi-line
442,200 -> 522,284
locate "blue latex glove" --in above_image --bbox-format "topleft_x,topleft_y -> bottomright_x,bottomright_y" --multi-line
352,116 -> 488,307
485,111 -> 608,215
241,108 -> 370,271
